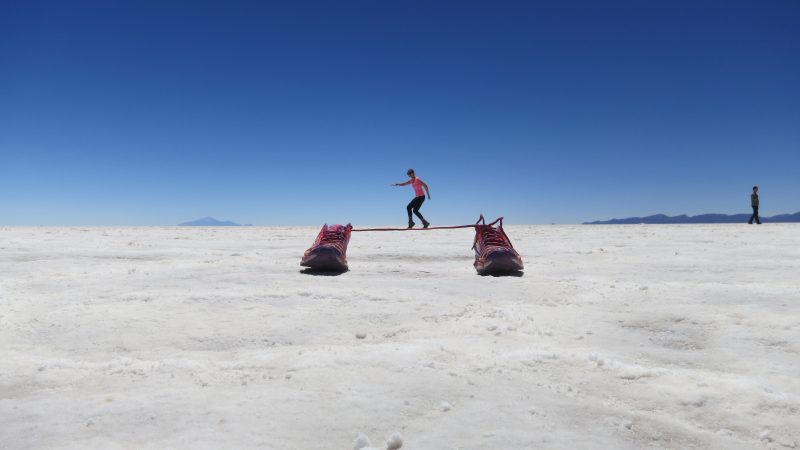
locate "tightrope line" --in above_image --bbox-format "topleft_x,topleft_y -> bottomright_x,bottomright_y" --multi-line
351,224 -> 477,232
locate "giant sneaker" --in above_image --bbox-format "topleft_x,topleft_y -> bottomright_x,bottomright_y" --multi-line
301,224 -> 352,271
472,215 -> 523,274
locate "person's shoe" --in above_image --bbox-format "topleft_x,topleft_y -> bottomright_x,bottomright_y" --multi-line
748,221 -> 753,224
422,220 -> 430,229
408,221 -> 415,229
300,224 -> 352,271
473,216 -> 523,275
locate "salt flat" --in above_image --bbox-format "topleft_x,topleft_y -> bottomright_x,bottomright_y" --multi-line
1,225 -> 798,449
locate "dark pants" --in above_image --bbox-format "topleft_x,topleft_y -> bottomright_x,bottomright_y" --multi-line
748,206 -> 761,224
407,196 -> 427,223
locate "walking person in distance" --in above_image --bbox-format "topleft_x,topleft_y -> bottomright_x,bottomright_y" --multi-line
748,186 -> 762,225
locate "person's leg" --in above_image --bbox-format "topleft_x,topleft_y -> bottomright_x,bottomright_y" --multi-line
406,199 -> 416,225
749,207 -> 756,224
755,206 -> 761,224
412,196 -> 428,225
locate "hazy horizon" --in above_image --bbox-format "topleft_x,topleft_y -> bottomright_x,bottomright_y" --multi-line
3,208 -> 800,227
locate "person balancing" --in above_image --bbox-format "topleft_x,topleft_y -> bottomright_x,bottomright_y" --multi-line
392,168 -> 431,228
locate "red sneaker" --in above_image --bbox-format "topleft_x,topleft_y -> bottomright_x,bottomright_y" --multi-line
301,224 -> 352,271
472,215 -> 523,274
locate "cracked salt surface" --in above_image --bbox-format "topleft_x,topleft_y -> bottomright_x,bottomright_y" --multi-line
1,225 -> 799,448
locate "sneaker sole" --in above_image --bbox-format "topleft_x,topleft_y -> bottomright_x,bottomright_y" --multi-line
475,251 -> 524,274
301,247 -> 348,271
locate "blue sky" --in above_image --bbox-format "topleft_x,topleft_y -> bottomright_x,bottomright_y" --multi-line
1,1 -> 798,225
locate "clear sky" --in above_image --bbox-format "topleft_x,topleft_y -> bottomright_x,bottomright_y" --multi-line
1,1 -> 798,225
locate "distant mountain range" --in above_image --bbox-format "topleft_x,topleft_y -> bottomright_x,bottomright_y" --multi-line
585,211 -> 800,224
178,217 -> 252,226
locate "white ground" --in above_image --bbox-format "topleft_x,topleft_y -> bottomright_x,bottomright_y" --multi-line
1,225 -> 799,449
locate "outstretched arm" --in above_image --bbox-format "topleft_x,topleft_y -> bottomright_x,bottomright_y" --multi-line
422,181 -> 431,199
392,180 -> 412,186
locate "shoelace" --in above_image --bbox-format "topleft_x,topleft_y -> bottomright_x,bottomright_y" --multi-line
478,228 -> 509,247
481,230 -> 508,247
320,229 -> 346,244
315,228 -> 350,254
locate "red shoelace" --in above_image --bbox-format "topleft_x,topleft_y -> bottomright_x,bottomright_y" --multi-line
314,227 -> 350,253
321,231 -> 345,244
476,226 -> 510,248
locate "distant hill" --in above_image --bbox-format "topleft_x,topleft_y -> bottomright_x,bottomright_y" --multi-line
585,211 -> 800,225
178,217 -> 246,226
